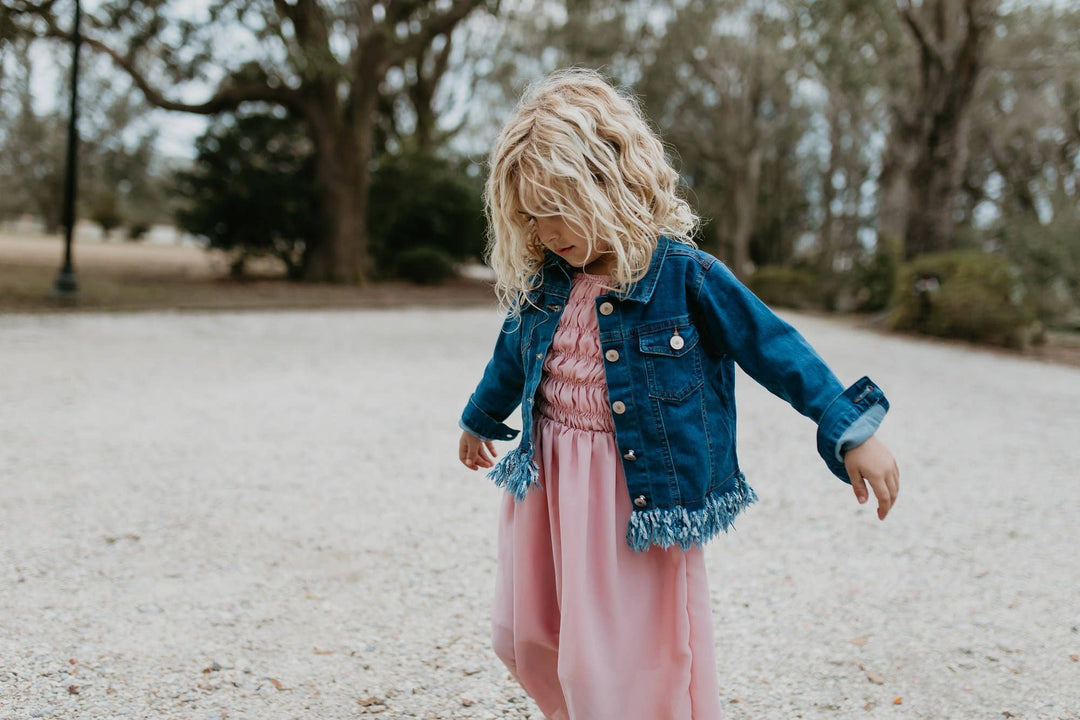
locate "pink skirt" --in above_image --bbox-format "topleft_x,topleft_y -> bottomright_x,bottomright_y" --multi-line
491,414 -> 724,720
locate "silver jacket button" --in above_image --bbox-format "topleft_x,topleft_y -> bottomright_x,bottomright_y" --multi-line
599,301 -> 614,316
605,349 -> 620,362
669,329 -> 685,350
611,400 -> 626,414
623,449 -> 637,462
633,495 -> 648,508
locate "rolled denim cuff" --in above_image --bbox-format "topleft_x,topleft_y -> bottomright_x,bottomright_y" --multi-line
815,376 -> 889,484
459,396 -> 520,442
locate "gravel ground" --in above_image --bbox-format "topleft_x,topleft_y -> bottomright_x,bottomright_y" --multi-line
1,307 -> 1078,720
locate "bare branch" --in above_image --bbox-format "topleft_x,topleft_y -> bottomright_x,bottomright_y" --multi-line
44,25 -> 304,116
390,0 -> 486,66
897,0 -> 946,66
954,0 -> 994,81
272,0 -> 298,25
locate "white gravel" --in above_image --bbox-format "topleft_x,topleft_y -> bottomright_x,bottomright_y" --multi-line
1,307 -> 1078,720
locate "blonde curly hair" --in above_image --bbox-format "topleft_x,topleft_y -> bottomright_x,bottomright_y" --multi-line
484,67 -> 699,311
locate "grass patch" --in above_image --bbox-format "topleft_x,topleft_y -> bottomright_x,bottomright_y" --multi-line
0,233 -> 495,313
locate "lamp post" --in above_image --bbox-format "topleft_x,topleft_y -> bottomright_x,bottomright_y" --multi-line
53,0 -> 81,297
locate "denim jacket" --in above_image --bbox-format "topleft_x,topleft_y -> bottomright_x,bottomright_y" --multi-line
460,236 -> 889,552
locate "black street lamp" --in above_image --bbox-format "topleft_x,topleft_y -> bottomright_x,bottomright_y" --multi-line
53,0 -> 81,298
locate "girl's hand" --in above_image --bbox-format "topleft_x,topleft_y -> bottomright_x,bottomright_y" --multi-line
459,430 -> 498,471
843,435 -> 900,520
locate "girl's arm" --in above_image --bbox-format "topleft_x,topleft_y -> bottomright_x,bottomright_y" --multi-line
692,258 -> 891,486
459,309 -> 527,443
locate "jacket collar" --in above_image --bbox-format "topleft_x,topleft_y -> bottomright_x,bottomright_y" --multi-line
537,235 -> 670,303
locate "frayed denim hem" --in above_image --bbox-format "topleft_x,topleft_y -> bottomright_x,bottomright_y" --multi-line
487,444 -> 540,501
625,474 -> 759,552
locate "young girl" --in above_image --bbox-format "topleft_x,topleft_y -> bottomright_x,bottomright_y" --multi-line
457,68 -> 899,720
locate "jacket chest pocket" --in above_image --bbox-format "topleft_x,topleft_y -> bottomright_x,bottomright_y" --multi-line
638,320 -> 704,402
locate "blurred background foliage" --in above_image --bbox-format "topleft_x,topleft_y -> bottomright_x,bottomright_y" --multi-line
173,112 -> 322,279
1,0 -> 1078,346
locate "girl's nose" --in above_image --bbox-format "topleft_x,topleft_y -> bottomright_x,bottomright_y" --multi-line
536,218 -> 559,243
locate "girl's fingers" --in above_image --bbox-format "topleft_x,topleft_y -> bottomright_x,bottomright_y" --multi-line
867,474 -> 892,519
850,474 -> 869,504
471,442 -> 495,469
460,439 -> 481,470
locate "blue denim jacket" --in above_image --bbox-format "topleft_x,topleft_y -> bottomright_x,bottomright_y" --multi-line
460,236 -> 889,552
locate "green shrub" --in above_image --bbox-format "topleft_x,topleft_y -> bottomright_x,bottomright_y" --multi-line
987,214 -> 1080,329
748,265 -> 826,310
367,151 -> 485,277
127,222 -> 151,241
392,246 -> 457,285
889,250 -> 1034,348
174,113 -> 321,280
855,235 -> 901,312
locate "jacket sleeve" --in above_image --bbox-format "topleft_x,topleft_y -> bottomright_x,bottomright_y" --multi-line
459,309 -> 527,442
692,258 -> 889,484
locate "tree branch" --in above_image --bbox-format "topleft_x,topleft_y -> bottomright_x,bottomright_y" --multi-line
272,0 -> 298,26
44,25 -> 305,116
897,0 -> 945,67
390,0 -> 487,66
953,0 -> 993,84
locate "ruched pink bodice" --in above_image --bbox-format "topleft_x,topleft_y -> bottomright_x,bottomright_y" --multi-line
535,272 -> 615,433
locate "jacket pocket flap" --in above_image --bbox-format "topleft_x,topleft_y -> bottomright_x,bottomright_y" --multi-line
638,322 -> 698,357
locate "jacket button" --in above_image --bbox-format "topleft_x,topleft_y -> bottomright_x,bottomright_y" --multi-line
605,349 -> 620,362
633,495 -> 648,508
599,301 -> 614,315
623,449 -> 637,461
611,400 -> 626,414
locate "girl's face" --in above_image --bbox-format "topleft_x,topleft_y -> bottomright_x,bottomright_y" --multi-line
526,213 -> 613,275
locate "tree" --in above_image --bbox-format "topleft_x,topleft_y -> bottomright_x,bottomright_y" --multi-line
639,1 -> 809,278
879,0 -> 999,259
0,40 -> 67,231
961,3 -> 1080,324
962,3 -> 1080,225
794,0 -> 907,279
9,0 -> 497,283
0,38 -> 161,235
174,112 -> 322,278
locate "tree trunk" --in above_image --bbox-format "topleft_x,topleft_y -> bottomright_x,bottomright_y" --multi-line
905,109 -> 974,257
820,101 -> 840,276
894,0 -> 993,260
877,110 -> 919,252
730,146 -> 762,280
301,84 -> 378,283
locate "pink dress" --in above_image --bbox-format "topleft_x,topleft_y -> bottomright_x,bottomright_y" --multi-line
491,271 -> 724,720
